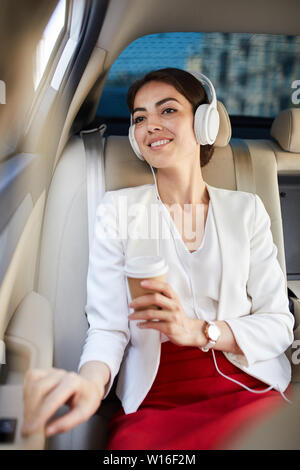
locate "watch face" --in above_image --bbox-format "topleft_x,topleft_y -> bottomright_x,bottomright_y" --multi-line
208,324 -> 220,341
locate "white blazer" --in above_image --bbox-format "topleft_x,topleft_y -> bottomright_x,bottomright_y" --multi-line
78,183 -> 294,414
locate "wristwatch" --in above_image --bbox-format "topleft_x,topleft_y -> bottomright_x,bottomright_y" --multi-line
201,321 -> 221,352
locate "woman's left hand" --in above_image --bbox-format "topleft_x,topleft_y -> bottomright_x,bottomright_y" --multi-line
128,279 -> 204,347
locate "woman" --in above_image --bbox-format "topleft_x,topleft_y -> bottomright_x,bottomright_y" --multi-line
22,68 -> 294,449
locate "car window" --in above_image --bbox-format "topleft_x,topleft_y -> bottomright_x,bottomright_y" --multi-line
97,32 -> 300,121
0,0 -> 66,161
34,0 -> 66,90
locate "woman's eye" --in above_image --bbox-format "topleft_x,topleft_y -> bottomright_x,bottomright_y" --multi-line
162,108 -> 176,114
134,116 -> 144,124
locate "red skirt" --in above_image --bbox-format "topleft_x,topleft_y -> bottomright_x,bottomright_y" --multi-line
106,341 -> 288,450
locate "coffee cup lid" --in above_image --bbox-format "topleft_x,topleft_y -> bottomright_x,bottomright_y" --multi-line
124,256 -> 168,278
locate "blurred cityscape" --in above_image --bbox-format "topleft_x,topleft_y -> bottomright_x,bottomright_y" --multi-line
98,32 -> 300,118
196,33 -> 300,117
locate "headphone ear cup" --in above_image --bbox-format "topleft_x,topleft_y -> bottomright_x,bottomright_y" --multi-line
194,104 -> 210,145
128,124 -> 145,161
207,107 -> 220,144
194,103 -> 220,145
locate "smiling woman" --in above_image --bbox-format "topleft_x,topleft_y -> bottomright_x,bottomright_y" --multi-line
21,67 -> 294,450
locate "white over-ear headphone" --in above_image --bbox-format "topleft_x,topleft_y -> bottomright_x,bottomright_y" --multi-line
128,70 -> 220,161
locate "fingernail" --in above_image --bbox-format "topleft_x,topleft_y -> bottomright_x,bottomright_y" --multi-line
46,425 -> 56,436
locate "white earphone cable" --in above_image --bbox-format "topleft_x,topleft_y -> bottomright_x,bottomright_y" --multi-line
211,349 -> 292,404
149,164 -> 292,405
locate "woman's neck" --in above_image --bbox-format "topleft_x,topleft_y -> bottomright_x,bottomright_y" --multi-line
156,168 -> 209,207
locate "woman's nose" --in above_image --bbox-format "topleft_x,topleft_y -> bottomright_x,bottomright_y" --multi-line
147,116 -> 163,132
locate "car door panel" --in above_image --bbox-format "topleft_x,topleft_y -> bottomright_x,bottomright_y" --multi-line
0,192 -> 50,449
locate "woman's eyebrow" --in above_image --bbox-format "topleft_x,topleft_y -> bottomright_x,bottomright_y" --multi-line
132,97 -> 180,115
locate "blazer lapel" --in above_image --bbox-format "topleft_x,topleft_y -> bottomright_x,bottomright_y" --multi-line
206,183 -> 236,321
125,187 -> 162,351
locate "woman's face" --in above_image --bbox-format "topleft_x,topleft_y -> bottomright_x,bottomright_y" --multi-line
132,81 -> 199,168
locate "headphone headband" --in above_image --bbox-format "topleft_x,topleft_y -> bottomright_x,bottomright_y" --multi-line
188,71 -> 217,108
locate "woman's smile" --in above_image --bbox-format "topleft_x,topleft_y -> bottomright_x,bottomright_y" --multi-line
148,138 -> 173,150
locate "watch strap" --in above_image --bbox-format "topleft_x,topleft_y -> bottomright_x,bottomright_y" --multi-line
201,339 -> 216,353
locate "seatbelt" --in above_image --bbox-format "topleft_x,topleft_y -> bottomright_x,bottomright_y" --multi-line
231,138 -> 256,194
81,124 -> 120,400
80,124 -> 107,249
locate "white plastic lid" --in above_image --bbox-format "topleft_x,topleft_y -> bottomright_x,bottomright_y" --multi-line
124,256 -> 168,278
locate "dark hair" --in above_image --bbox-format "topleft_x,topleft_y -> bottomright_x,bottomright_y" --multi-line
126,68 -> 214,167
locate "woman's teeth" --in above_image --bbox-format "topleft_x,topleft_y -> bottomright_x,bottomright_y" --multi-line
150,139 -> 171,147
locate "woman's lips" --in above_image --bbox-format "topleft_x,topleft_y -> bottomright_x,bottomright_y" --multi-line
148,139 -> 173,150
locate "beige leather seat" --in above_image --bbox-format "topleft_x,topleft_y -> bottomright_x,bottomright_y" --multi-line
232,113 -> 300,450
270,109 -> 300,297
269,109 -> 300,382
37,101 -> 298,449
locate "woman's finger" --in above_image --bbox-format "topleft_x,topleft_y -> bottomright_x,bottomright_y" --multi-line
45,402 -> 90,437
44,377 -> 103,437
130,292 -> 174,311
22,372 -> 82,435
39,373 -> 82,421
138,320 -> 171,333
129,308 -> 170,321
23,368 -> 54,392
140,279 -> 176,299
24,369 -> 67,404
22,369 -> 68,434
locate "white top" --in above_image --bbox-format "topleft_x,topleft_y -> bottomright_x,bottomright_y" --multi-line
158,200 -> 222,343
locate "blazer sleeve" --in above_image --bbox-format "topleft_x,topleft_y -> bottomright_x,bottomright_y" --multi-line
225,194 -> 294,368
77,191 -> 130,398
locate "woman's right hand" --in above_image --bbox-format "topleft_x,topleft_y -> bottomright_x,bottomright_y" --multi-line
21,367 -> 105,438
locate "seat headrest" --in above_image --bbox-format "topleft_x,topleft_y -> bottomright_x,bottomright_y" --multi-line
271,108 -> 300,153
215,101 -> 231,147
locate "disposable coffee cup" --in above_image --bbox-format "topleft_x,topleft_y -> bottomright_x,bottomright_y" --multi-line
125,256 -> 168,309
